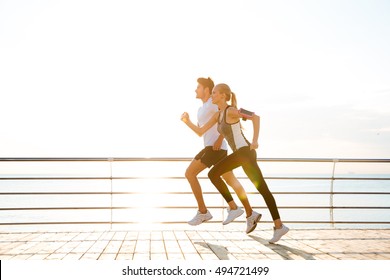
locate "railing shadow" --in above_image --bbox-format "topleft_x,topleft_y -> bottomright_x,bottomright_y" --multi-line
194,242 -> 231,260
248,234 -> 316,260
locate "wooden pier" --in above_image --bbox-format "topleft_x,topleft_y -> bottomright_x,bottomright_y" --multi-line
1,228 -> 389,260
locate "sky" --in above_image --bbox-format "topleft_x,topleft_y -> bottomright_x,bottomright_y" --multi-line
1,0 -> 390,159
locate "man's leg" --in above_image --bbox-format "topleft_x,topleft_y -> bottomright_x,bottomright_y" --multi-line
185,159 -> 208,213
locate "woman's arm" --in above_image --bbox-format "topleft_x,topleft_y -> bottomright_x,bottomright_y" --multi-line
181,111 -> 218,136
250,114 -> 260,150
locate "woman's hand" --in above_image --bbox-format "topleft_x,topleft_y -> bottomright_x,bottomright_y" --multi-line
250,114 -> 260,150
250,141 -> 259,150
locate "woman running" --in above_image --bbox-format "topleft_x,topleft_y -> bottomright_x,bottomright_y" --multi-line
181,83 -> 289,243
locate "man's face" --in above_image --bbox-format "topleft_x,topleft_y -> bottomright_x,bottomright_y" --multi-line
195,83 -> 206,99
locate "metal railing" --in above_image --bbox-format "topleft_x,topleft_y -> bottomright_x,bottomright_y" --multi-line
0,157 -> 389,229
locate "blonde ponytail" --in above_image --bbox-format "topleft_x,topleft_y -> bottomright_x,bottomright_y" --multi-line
230,92 -> 238,108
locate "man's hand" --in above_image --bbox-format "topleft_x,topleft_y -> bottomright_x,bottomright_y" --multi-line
181,112 -> 189,123
213,136 -> 223,151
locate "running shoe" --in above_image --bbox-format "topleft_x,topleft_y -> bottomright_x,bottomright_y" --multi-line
246,211 -> 262,234
187,210 -> 213,226
223,207 -> 244,225
269,224 -> 289,243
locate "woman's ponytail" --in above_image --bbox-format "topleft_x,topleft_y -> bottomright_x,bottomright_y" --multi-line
231,92 -> 238,108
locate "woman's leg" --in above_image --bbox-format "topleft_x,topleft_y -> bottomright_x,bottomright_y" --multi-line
209,150 -> 262,233
208,152 -> 244,203
221,171 -> 253,217
241,148 -> 282,227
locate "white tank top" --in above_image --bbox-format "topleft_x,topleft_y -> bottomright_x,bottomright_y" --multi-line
197,98 -> 228,149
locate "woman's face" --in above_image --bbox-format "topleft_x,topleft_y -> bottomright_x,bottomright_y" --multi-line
211,87 -> 224,104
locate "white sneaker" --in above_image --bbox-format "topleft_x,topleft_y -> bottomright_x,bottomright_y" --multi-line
246,211 -> 262,234
269,224 -> 289,243
223,207 -> 244,225
187,210 -> 213,226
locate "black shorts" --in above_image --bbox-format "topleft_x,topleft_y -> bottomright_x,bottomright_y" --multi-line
194,146 -> 228,168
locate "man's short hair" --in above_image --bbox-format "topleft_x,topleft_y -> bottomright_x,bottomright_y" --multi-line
197,77 -> 214,92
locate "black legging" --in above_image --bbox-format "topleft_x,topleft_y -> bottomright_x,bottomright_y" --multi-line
208,146 -> 281,221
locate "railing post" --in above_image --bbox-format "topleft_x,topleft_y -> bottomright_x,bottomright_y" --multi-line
330,159 -> 338,227
108,158 -> 114,230
221,196 -> 225,226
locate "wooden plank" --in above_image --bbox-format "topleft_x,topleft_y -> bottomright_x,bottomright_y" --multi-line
102,240 -> 122,254
0,254 -> 14,260
0,242 -> 27,254
10,254 -> 34,260
62,253 -> 83,260
99,253 -> 117,260
112,231 -> 127,241
71,241 -> 95,253
125,231 -> 139,240
80,253 -> 101,260
133,232 -> 150,259
45,253 -> 67,260
312,253 -> 338,260
199,253 -> 219,260
118,240 -> 137,257
86,240 -> 110,254
150,253 -> 167,260
164,240 -> 183,259
71,232 -> 92,242
183,253 -> 202,260
150,231 -> 165,256
132,253 -> 150,260
161,231 -> 184,260
55,241 -> 81,254
167,253 -> 185,260
116,253 -> 133,260
0,233 -> 32,242
28,254 -> 50,260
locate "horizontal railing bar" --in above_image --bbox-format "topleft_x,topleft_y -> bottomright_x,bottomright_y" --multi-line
2,206 -> 389,211
1,192 -> 389,195
0,177 -> 114,180
1,221 -> 389,226
0,157 -> 389,163
1,176 -> 389,181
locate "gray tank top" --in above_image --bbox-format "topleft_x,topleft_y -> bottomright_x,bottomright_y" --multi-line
217,106 -> 250,152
